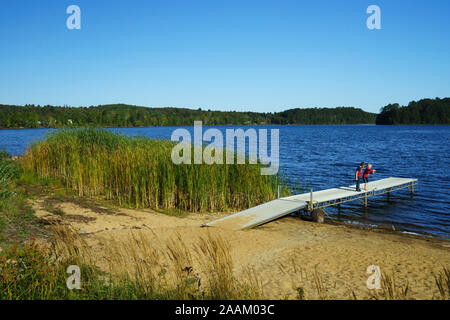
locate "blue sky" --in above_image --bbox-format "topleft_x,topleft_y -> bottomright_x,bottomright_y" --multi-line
0,0 -> 449,113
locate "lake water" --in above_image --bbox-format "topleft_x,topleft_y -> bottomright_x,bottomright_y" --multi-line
1,125 -> 449,239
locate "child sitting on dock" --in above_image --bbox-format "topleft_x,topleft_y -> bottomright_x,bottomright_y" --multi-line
363,163 -> 376,191
355,162 -> 365,191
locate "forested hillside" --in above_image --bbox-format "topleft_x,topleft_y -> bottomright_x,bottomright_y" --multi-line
376,98 -> 450,125
0,104 -> 376,128
2,98 -> 447,128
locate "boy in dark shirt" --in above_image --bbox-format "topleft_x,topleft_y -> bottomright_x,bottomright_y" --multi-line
355,162 -> 365,192
363,163 -> 376,191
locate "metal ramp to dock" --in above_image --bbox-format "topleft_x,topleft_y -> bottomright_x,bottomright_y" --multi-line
206,177 -> 417,230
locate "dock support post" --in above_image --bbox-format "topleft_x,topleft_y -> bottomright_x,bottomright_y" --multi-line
364,193 -> 367,207
410,182 -> 414,195
312,208 -> 325,223
309,189 -> 313,211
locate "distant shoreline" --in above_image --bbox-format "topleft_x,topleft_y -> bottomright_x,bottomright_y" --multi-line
0,123 -> 379,130
3,123 -> 450,131
2,97 -> 448,127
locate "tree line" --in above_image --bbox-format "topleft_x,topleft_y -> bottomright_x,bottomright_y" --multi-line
1,98 -> 448,128
0,104 -> 376,128
376,98 -> 450,125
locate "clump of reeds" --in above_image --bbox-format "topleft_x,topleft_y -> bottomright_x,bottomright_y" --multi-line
195,233 -> 234,297
21,128 -> 289,213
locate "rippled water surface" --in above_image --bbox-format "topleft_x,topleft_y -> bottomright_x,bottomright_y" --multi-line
1,125 -> 449,238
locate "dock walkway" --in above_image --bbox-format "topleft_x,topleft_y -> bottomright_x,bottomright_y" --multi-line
206,177 -> 417,230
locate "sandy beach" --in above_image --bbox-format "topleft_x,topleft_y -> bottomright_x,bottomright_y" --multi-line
32,197 -> 450,300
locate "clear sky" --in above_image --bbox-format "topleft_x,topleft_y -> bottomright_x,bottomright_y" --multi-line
0,0 -> 449,113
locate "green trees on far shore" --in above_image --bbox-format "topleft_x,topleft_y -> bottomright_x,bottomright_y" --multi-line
1,97 -> 448,128
0,104 -> 376,128
376,98 -> 450,125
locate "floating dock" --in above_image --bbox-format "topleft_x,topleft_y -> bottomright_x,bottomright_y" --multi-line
206,177 -> 418,230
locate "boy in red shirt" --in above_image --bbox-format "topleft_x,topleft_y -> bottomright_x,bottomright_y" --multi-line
355,162 -> 365,191
363,163 -> 376,191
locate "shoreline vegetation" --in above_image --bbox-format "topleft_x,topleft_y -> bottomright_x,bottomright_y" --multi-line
0,97 -> 448,129
21,128 -> 290,212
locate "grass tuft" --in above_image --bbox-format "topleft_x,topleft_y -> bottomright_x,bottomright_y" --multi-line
433,267 -> 450,300
369,271 -> 410,300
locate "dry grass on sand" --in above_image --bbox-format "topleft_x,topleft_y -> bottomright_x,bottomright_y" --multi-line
31,196 -> 450,300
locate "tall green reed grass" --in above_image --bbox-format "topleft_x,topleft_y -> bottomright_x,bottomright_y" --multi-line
21,128 -> 289,212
